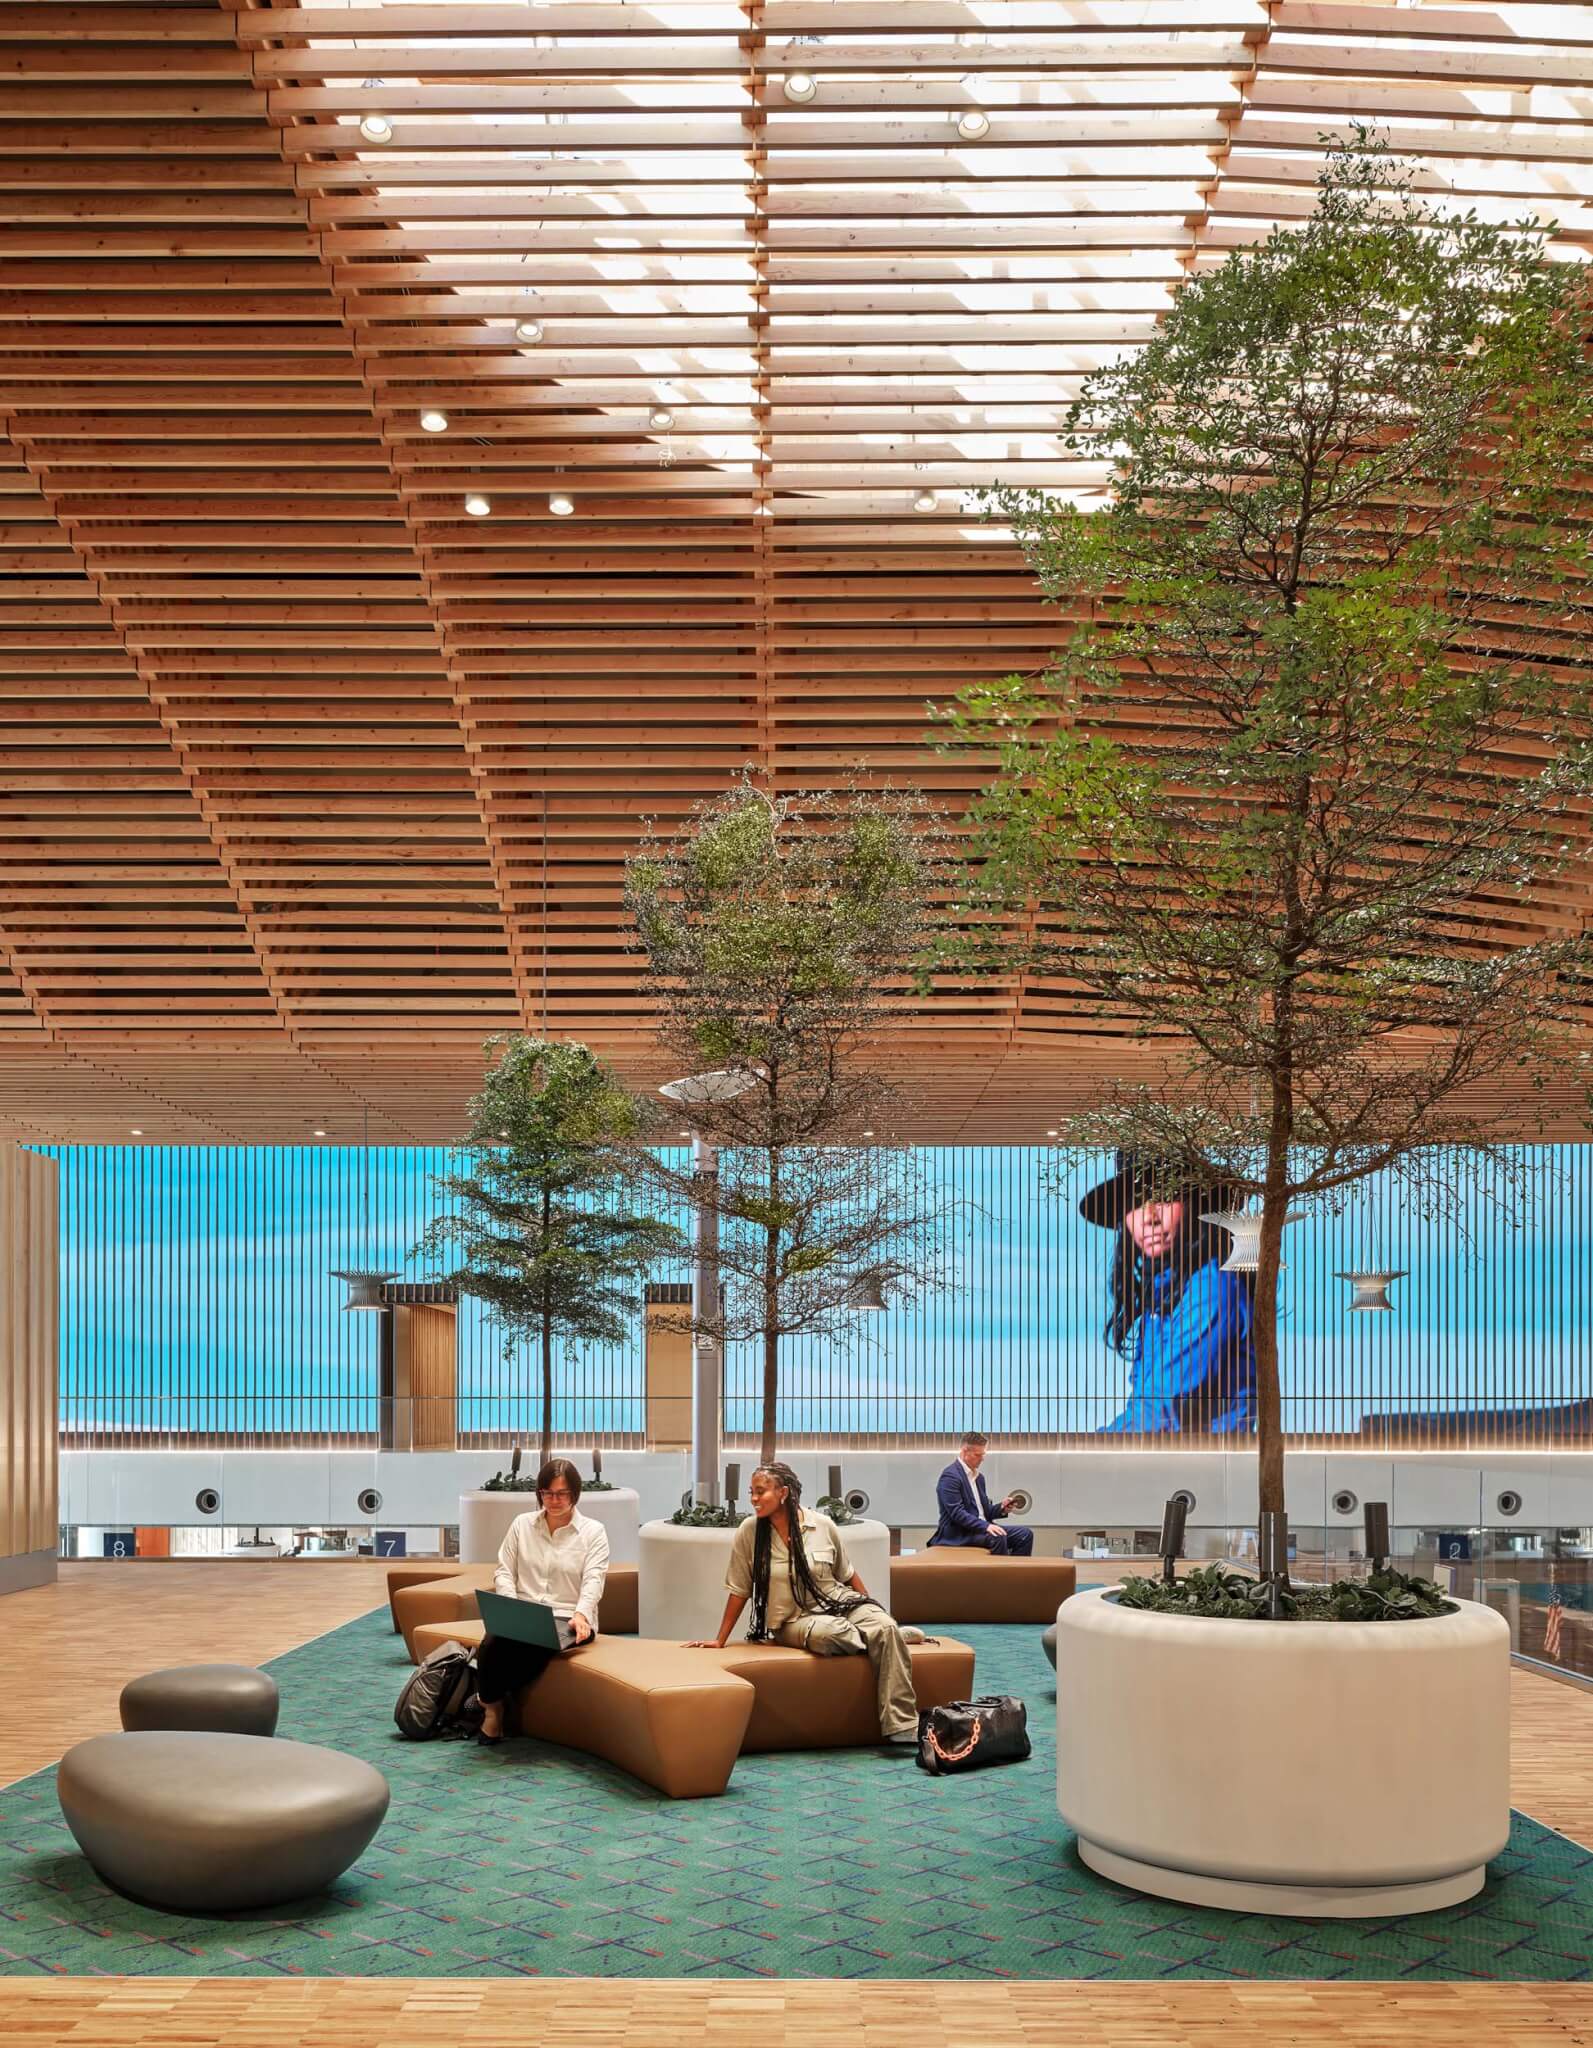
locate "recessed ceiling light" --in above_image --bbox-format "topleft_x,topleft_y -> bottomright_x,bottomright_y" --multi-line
783,71 -> 817,102
648,407 -> 675,430
130,1128 -> 143,1136
679,1128 -> 692,1138
420,409 -> 449,434
548,491 -> 575,516
515,318 -> 544,343
956,108 -> 990,139
913,489 -> 938,512
1046,1128 -> 1059,1137
313,1128 -> 327,1137
359,112 -> 394,143
464,492 -> 491,517
862,1127 -> 875,1137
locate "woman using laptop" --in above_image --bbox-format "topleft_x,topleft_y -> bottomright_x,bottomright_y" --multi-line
477,1457 -> 610,1746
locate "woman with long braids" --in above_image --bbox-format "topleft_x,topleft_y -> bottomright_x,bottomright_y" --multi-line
1079,1150 -> 1256,1435
687,1460 -> 921,1744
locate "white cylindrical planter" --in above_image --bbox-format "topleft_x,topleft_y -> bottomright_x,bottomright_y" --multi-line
573,1487 -> 640,1566
1057,1586 -> 1510,1917
459,1490 -> 534,1563
458,1487 -> 640,1566
638,1517 -> 891,1642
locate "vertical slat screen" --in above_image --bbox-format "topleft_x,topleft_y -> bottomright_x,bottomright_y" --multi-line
2,1142 -> 58,1572
43,1142 -> 1593,1450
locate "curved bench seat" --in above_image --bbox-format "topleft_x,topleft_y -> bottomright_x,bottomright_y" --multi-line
385,1562 -> 461,1632
394,1565 -> 638,1659
408,1619 -> 976,1799
891,1551 -> 1076,1624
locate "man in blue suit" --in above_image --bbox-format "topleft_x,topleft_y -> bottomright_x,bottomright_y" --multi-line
928,1433 -> 1034,1554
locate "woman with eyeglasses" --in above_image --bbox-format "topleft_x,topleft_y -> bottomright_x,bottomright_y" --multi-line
476,1456 -> 609,1746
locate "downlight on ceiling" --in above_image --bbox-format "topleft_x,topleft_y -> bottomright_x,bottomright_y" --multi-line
515,317 -> 544,343
358,112 -> 394,142
548,491 -> 575,516
782,71 -> 818,102
419,409 -> 449,434
955,108 -> 991,139
649,407 -> 676,430
913,489 -> 938,512
464,493 -> 492,517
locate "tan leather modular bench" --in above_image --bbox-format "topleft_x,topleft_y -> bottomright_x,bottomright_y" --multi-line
394,1565 -> 639,1660
890,1550 -> 1076,1624
385,1562 -> 461,1631
408,1619 -> 976,1799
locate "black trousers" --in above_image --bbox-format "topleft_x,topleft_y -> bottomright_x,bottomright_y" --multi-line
476,1634 -> 555,1707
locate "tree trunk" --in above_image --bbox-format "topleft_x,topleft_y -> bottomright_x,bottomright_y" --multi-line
540,1305 -> 553,1470
1253,1078 -> 1294,1525
760,1143 -> 781,1462
760,1273 -> 779,1462
539,1187 -> 553,1467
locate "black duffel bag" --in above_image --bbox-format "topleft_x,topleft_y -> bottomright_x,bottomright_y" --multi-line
916,1694 -> 1030,1775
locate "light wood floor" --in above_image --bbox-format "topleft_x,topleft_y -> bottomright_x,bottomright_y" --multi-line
1,1563 -> 1590,2048
0,1559 -> 396,1785
0,1981 -> 1588,2046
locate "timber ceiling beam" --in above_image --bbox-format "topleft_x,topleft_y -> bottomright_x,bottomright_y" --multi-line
0,0 -> 1590,1139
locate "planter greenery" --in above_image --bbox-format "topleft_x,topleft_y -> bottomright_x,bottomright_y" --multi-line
414,1036 -> 684,1466
936,134 -> 1593,1563
479,1470 -> 540,1495
625,774 -> 952,1461
814,1494 -> 858,1525
1116,1562 -> 1449,1623
669,1501 -> 749,1529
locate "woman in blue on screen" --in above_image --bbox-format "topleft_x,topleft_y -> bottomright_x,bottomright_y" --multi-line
1080,1151 -> 1257,1435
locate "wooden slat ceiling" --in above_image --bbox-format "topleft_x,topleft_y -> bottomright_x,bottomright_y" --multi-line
2,0 -> 1591,1144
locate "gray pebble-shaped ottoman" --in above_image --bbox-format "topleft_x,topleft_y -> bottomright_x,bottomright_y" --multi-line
57,1731 -> 389,1913
120,1663 -> 280,1737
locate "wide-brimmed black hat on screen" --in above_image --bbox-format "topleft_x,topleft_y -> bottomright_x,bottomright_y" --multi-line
1078,1148 -> 1243,1229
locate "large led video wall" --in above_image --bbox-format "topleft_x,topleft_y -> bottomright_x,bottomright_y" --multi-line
46,1143 -> 1593,1448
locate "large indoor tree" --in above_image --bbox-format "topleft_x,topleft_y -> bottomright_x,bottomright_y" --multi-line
937,136 -> 1593,1553
415,1035 -> 684,1465
625,775 -> 949,1462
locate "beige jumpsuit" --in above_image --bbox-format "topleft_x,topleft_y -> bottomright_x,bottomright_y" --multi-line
725,1508 -> 920,1741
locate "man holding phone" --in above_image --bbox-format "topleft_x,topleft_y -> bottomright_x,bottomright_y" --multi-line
927,1432 -> 1034,1555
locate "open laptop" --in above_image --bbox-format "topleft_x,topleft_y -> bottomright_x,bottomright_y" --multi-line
477,1588 -> 583,1653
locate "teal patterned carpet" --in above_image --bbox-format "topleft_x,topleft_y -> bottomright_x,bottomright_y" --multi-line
1,1609 -> 1590,1981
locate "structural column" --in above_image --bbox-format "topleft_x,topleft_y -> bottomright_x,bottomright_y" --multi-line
691,1136 -> 723,1505
0,1142 -> 58,1595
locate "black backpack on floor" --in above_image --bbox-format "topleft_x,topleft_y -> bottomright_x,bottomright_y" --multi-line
394,1638 -> 481,1740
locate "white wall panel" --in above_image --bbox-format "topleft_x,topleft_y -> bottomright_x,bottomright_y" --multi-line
220,1452 -> 334,1527
57,1449 -> 1593,1534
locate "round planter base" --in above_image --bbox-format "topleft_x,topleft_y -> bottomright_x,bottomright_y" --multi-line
1077,1839 -> 1485,1919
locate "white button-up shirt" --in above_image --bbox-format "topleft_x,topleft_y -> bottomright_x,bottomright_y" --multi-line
959,1456 -> 987,1520
493,1507 -> 611,1631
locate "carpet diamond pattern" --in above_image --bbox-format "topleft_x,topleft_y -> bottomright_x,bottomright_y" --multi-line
0,1611 -> 1588,1980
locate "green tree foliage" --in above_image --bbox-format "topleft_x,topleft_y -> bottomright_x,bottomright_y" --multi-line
626,776 -> 950,1462
414,1036 -> 684,1464
936,137 -> 1593,1534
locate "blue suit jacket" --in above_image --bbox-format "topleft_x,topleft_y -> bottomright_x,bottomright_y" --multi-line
929,1460 -> 1008,1546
